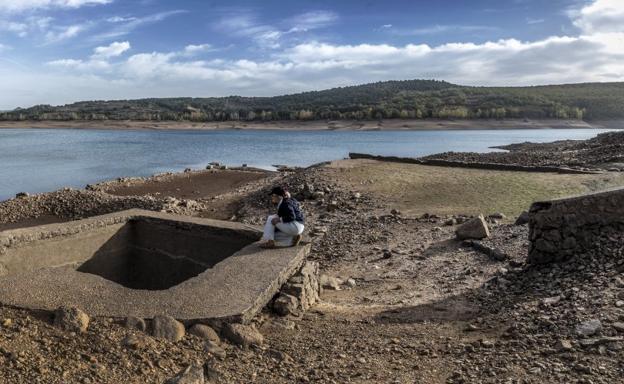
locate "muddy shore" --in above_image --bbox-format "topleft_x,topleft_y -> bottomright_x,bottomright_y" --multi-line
0,118 -> 622,131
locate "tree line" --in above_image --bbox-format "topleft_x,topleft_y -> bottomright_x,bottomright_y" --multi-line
2,80 -> 623,122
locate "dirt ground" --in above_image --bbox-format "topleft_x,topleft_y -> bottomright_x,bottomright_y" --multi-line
1,159 -> 623,383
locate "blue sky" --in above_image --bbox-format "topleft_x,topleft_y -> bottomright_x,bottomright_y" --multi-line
0,0 -> 623,109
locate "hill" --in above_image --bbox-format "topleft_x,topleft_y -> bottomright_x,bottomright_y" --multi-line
2,80 -> 623,122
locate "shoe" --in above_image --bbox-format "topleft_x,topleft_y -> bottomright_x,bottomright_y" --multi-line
260,240 -> 275,249
291,234 -> 302,247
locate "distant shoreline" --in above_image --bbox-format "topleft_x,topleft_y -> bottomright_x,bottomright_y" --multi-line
0,118 -> 622,131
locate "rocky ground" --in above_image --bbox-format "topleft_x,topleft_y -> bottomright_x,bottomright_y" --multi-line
1,157 -> 623,383
420,130 -> 624,171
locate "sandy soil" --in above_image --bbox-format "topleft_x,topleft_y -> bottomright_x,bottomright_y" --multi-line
0,118 -> 620,131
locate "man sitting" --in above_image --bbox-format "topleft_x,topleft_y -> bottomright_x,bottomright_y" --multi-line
260,186 -> 305,248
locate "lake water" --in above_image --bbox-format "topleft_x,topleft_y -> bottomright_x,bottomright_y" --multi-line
0,128 -> 616,201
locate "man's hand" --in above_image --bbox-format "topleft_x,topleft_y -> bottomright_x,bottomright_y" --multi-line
271,217 -> 281,225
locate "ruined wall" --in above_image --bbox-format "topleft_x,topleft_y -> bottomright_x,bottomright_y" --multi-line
528,187 -> 624,264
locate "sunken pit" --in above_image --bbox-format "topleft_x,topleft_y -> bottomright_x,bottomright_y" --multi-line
0,210 -> 309,323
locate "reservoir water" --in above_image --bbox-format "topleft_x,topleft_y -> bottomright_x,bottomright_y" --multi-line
0,128 -> 616,201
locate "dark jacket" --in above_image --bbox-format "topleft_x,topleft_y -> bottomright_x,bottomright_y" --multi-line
278,198 -> 305,223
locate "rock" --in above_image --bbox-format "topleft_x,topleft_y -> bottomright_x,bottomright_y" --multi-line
54,307 -> 90,333
444,218 -> 457,226
514,211 -> 530,225
382,250 -> 392,259
15,192 -> 29,199
391,209 -> 401,216
2,318 -> 12,327
223,323 -> 264,347
616,300 -> 624,308
576,319 -> 602,337
122,334 -> 146,350
353,192 -> 361,199
345,278 -> 357,288
273,294 -> 299,316
540,296 -> 562,306
204,340 -> 227,359
455,215 -> 490,240
164,364 -> 204,384
281,261 -> 321,311
555,339 -> 573,351
124,316 -> 146,332
188,324 -> 220,344
612,322 -> 624,332
488,212 -> 506,220
151,315 -> 185,342
320,274 -> 341,290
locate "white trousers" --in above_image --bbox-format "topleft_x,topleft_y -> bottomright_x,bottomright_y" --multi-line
262,214 -> 305,246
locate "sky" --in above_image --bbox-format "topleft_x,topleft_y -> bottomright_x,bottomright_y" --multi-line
0,0 -> 623,109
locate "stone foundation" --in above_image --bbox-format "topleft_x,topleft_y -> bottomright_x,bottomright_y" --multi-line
528,187 -> 624,264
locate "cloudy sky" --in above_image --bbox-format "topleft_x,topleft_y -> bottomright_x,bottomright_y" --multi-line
0,0 -> 622,109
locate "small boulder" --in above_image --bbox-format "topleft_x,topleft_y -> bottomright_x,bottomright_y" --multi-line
54,307 -> 89,333
576,319 -> 602,337
345,278 -> 357,288
165,364 -> 204,384
188,324 -> 220,344
455,215 -> 490,240
124,316 -> 146,332
555,339 -> 573,352
320,274 -> 341,290
514,211 -> 530,225
223,323 -> 264,347
152,315 -> 185,342
204,340 -> 227,359
273,294 -> 299,316
122,334 -> 147,350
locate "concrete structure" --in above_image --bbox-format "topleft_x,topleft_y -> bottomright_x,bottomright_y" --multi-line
528,187 -> 624,264
0,210 -> 310,323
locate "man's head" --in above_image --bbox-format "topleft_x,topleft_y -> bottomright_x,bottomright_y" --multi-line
269,186 -> 287,205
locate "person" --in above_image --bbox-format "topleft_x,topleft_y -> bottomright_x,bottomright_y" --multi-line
260,186 -> 305,248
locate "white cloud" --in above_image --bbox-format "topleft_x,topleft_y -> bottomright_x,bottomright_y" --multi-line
91,10 -> 186,41
572,0 -> 624,34
0,0 -> 112,12
288,10 -> 338,32
44,23 -> 85,43
92,41 -> 130,58
183,44 -> 213,56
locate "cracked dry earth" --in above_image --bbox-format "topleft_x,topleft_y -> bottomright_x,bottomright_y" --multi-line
1,160 -> 624,383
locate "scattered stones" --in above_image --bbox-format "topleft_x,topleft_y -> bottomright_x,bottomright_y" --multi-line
164,364 -> 204,384
188,324 -> 220,344
151,315 -> 185,342
576,319 -> 602,337
272,294 -> 299,316
223,323 -> 264,347
455,215 -> 490,240
280,261 -> 321,311
53,306 -> 90,333
124,316 -> 146,332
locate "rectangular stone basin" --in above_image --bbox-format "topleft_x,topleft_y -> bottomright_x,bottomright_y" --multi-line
0,210 -> 310,323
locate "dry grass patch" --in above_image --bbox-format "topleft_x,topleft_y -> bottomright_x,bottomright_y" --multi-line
325,160 -> 624,218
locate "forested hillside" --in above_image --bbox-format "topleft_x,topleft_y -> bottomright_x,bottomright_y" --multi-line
2,80 -> 623,122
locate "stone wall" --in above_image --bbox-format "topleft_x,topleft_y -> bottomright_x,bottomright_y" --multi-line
528,187 -> 624,264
